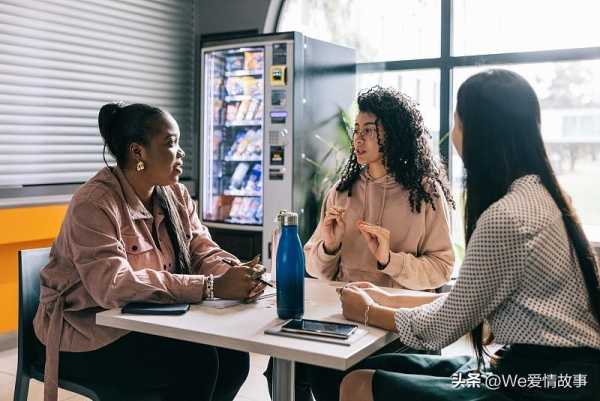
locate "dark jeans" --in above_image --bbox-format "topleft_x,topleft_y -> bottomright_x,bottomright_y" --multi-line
263,339 -> 425,401
34,331 -> 249,401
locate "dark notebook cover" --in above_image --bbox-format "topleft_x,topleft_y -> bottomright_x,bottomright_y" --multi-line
121,302 -> 190,315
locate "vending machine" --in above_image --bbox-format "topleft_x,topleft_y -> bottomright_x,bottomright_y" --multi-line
199,32 -> 355,269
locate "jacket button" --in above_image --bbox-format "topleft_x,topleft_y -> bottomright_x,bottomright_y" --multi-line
132,245 -> 138,251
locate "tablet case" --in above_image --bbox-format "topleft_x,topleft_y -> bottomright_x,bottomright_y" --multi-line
121,302 -> 190,315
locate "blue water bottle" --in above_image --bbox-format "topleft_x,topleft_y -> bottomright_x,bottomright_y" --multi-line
275,210 -> 305,319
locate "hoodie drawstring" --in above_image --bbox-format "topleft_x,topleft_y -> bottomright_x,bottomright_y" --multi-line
362,172 -> 387,226
362,179 -> 369,221
376,184 -> 386,225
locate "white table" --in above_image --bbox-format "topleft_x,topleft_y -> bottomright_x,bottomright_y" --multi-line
96,279 -> 410,401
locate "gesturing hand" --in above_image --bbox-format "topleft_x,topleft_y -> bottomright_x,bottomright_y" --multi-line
322,206 -> 346,254
356,220 -> 391,266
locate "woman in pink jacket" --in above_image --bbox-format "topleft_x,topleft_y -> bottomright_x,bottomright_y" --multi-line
33,103 -> 265,401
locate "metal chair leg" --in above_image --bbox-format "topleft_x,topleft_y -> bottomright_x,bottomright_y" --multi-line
13,373 -> 30,401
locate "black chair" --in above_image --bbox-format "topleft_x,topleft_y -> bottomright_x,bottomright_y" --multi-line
14,247 -> 102,401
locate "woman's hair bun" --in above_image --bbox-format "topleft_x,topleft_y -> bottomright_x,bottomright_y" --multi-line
98,102 -> 124,142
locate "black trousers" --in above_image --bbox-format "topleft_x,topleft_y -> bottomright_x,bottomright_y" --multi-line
367,345 -> 600,401
34,331 -> 249,401
263,339 -> 422,401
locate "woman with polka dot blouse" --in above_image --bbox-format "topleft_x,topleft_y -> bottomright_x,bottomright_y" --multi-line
338,69 -> 600,401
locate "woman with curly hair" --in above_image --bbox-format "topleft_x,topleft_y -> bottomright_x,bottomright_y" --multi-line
304,85 -> 455,290
265,86 -> 455,401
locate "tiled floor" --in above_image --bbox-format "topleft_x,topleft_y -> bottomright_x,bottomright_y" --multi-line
1,337 -> 473,401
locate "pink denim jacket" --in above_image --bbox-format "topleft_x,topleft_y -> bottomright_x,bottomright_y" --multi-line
33,166 -> 236,401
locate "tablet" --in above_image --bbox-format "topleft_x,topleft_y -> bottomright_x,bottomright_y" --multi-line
121,302 -> 190,315
281,319 -> 358,339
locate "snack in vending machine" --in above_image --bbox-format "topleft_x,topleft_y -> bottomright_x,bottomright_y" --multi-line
235,100 -> 251,121
213,100 -> 224,124
254,201 -> 263,223
245,99 -> 260,121
226,131 -> 244,159
225,77 -> 244,96
244,51 -> 264,71
225,54 -> 244,72
213,77 -> 225,94
243,163 -> 262,194
229,197 -> 243,220
211,195 -> 233,221
238,198 -> 253,222
212,129 -> 223,156
244,129 -> 262,159
233,132 -> 250,160
253,100 -> 263,120
229,162 -> 250,190
226,103 -> 239,123
241,77 -> 261,96
245,198 -> 261,222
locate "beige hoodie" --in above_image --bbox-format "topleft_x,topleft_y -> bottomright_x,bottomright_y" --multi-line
304,170 -> 454,290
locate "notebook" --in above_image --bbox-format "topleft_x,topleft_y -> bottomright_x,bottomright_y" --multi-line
121,302 -> 190,315
203,286 -> 276,309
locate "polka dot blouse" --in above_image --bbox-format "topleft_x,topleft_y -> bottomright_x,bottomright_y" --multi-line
394,175 -> 600,351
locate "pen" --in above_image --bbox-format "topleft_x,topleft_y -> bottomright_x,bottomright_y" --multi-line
221,258 -> 275,288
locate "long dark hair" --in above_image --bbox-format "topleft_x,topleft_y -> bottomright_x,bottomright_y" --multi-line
98,103 -> 192,275
337,86 -> 454,213
457,69 -> 600,365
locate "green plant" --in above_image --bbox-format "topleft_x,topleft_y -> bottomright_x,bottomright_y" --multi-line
302,107 -> 354,209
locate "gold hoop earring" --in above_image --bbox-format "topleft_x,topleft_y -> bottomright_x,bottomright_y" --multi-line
136,160 -> 145,172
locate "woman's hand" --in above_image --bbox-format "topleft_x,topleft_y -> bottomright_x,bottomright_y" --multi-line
322,206 -> 346,254
347,282 -> 392,306
243,280 -> 267,303
356,220 -> 390,266
346,281 -> 377,289
213,266 -> 258,300
339,286 -> 374,324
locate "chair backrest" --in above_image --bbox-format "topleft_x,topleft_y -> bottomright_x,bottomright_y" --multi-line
18,247 -> 51,374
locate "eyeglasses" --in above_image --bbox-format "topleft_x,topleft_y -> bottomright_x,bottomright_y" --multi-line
351,124 -> 379,142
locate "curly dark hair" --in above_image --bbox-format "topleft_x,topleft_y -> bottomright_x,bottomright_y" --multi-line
337,86 -> 454,213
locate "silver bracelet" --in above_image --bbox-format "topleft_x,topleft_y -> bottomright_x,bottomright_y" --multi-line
364,303 -> 372,326
206,274 -> 215,300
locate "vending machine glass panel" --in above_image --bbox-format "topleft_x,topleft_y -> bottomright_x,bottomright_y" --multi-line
202,46 -> 265,226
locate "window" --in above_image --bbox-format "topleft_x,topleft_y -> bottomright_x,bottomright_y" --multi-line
358,69 -> 441,145
278,0 -> 440,62
277,0 -> 600,257
0,0 -> 195,193
453,0 -> 600,56
452,60 -> 600,228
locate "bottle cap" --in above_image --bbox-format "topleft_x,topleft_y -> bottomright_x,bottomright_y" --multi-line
277,210 -> 298,226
